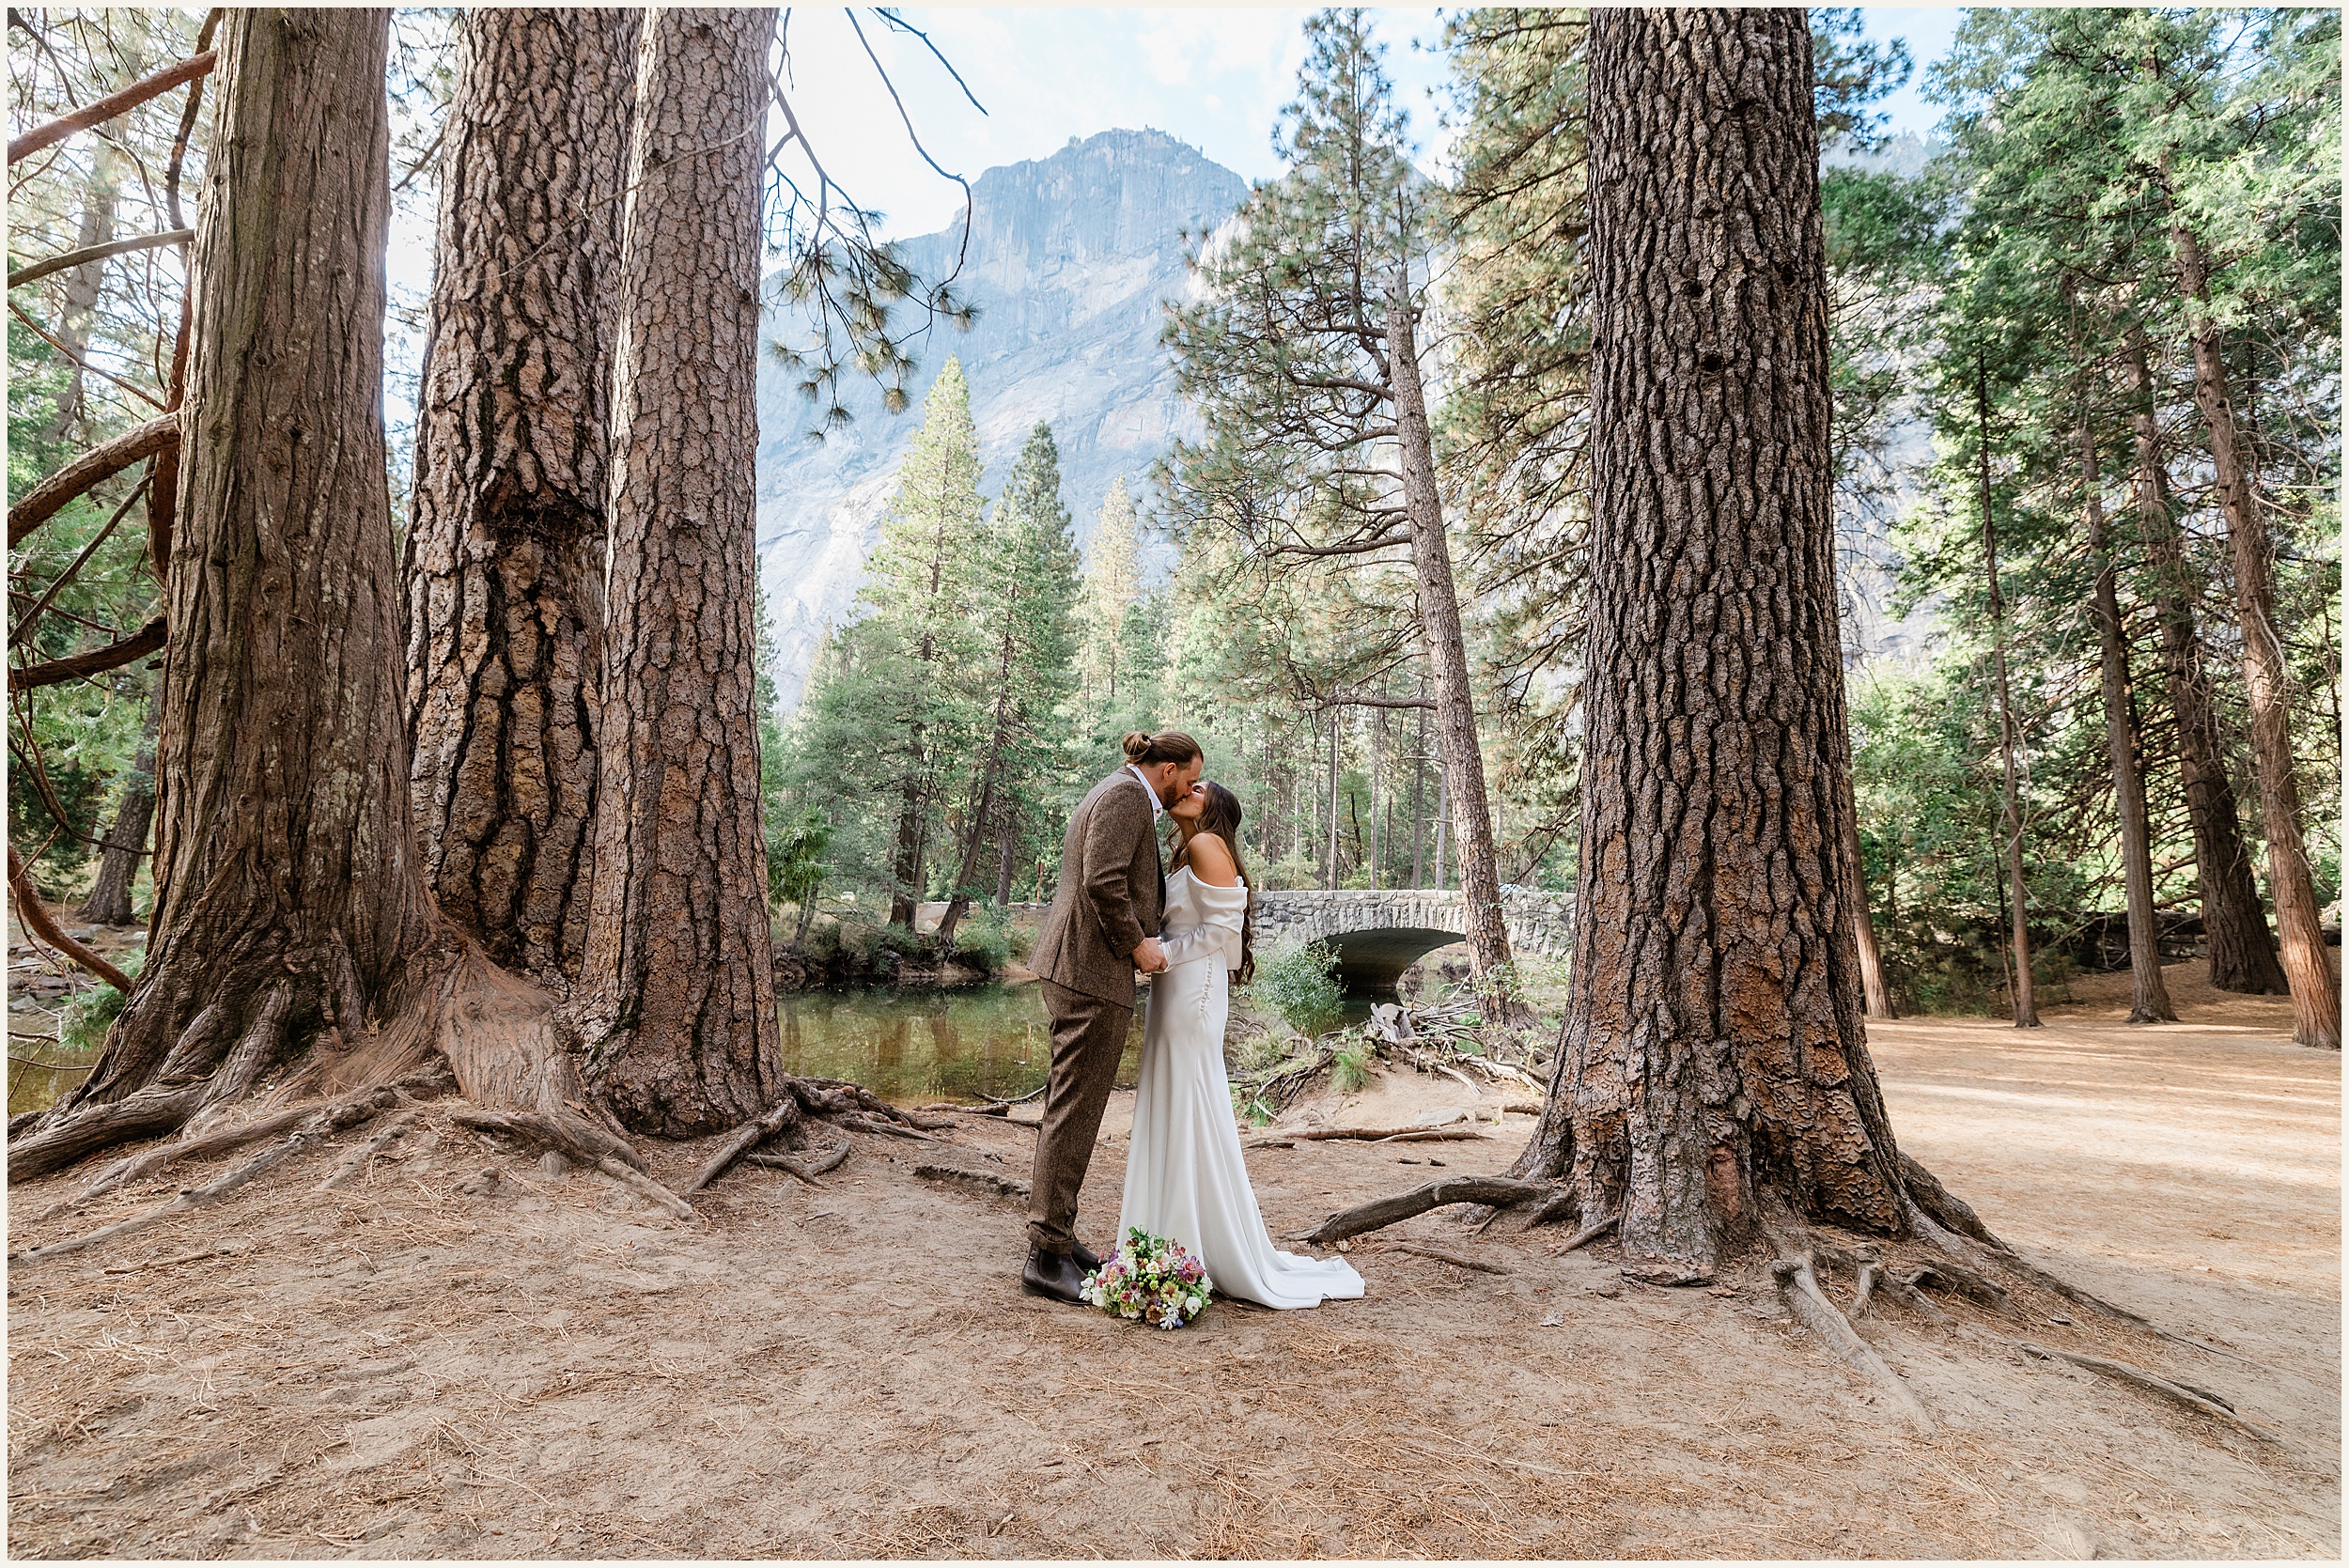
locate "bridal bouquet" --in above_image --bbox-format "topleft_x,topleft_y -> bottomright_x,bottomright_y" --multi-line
1082,1227 -> 1213,1329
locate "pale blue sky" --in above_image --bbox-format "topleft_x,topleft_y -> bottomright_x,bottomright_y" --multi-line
786,7 -> 1965,242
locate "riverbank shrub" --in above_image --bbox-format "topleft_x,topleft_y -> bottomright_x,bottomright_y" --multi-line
1255,940 -> 1343,1037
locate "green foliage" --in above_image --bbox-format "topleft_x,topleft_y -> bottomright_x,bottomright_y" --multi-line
950,909 -> 1013,975
61,952 -> 141,1055
1254,940 -> 1345,1038
1328,1039 -> 1372,1094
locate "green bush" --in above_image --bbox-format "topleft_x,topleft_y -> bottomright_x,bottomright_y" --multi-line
1255,940 -> 1344,1037
61,953 -> 140,1054
1329,1039 -> 1372,1093
952,912 -> 1012,975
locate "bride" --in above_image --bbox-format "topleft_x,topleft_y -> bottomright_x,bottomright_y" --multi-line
1119,779 -> 1364,1310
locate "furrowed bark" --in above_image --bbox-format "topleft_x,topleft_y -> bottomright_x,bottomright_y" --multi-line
77,689 -> 161,925
1978,358 -> 2040,1028
2069,305 -> 2174,1023
2123,325 -> 2285,995
1513,10 -> 1913,1274
1388,270 -> 1515,1010
580,8 -> 786,1135
404,8 -> 639,988
2169,218 -> 2339,1050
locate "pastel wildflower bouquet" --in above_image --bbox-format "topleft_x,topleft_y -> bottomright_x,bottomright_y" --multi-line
1081,1226 -> 1213,1329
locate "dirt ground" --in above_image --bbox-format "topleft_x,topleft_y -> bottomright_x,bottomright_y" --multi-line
7,958 -> 2340,1559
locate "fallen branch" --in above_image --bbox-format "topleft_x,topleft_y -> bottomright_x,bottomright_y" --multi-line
1293,1175 -> 1553,1248
1285,1117 -> 1470,1142
914,1160 -> 1030,1202
6,411 -> 179,547
8,49 -> 218,164
8,844 -> 131,990
1377,1241 -> 1512,1274
1770,1250 -> 1933,1432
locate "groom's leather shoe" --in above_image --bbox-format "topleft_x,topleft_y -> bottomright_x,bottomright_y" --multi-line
1022,1246 -> 1089,1303
1071,1239 -> 1103,1275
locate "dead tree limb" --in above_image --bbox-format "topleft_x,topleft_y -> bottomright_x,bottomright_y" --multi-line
8,49 -> 218,163
1293,1175 -> 1553,1247
592,1156 -> 697,1219
1377,1241 -> 1512,1274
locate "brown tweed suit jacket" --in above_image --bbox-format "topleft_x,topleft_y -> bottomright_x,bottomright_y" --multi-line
1031,770 -> 1165,1008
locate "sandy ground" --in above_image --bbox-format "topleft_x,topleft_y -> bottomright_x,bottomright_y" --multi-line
6,958 -> 2339,1559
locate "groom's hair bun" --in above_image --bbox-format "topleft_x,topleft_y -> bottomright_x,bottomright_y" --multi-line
1124,729 -> 1202,766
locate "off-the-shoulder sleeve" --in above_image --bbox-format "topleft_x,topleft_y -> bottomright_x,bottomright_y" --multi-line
1158,879 -> 1250,972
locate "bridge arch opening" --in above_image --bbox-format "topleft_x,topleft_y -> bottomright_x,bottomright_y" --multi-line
1321,926 -> 1466,997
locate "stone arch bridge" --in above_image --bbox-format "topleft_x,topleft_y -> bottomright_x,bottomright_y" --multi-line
1250,889 -> 1574,992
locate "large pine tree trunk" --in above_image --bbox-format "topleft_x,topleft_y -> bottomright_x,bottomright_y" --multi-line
404,8 -> 639,989
1387,273 -> 1515,998
1514,9 -> 1912,1271
580,8 -> 786,1134
13,9 -> 442,1179
77,689 -> 160,926
2072,336 -> 2175,1023
1978,363 -> 2040,1030
2170,225 -> 2339,1050
2124,325 -> 2286,994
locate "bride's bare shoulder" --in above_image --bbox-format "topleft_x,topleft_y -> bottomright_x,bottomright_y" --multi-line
1185,832 -> 1239,887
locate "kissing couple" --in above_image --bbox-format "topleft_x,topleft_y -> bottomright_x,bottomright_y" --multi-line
1019,729 -> 1364,1312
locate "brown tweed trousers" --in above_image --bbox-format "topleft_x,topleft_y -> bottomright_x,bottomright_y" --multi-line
1026,771 -> 1164,1255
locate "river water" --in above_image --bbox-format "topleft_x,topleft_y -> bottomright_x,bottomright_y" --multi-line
8,982 -> 1170,1116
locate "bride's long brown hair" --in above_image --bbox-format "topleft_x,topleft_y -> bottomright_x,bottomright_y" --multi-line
1178,781 -> 1256,985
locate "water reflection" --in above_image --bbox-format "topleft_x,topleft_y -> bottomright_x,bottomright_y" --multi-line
779,983 -> 1145,1106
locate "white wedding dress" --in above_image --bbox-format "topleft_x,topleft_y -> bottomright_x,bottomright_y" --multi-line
1119,866 -> 1365,1310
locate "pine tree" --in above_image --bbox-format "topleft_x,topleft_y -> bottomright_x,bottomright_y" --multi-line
1076,475 -> 1143,716
937,423 -> 1081,940
856,358 -> 988,926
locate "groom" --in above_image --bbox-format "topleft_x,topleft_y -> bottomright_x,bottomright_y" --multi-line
1020,729 -> 1205,1302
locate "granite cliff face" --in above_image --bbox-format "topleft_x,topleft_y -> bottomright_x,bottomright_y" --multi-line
755,128 -> 1248,709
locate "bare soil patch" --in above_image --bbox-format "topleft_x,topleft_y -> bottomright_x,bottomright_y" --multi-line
8,959 -> 2338,1558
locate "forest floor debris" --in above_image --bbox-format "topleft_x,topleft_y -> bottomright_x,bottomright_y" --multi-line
7,959 -> 2339,1558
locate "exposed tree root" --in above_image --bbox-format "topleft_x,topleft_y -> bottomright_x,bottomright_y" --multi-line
677,1099 -> 803,1196
447,1109 -> 644,1173
589,1157 -> 699,1220
914,1160 -> 1029,1202
750,1141 -> 849,1186
1769,1249 -> 1933,1431
12,1099 -> 371,1266
1553,1213 -> 1618,1252
317,1108 -> 422,1192
1292,1175 -> 1553,1247
53,1071 -> 450,1216
2007,1340 -> 2282,1446
1376,1241 -> 1512,1274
